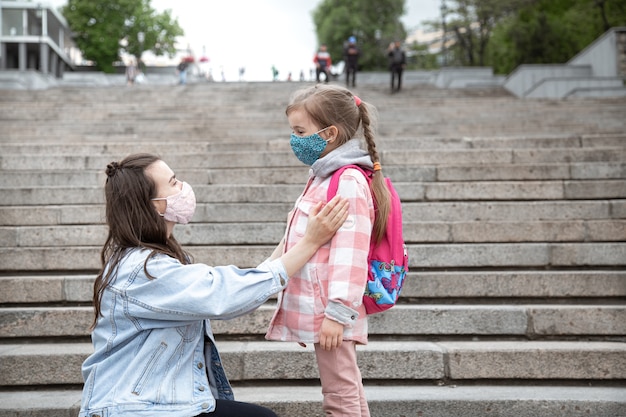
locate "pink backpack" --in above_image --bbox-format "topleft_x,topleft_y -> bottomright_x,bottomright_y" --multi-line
327,165 -> 408,314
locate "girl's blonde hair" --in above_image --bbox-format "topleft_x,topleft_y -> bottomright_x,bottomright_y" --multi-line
286,84 -> 390,242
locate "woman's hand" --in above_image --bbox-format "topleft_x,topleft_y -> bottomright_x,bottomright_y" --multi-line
278,196 -> 348,279
319,317 -> 344,351
303,195 -> 349,247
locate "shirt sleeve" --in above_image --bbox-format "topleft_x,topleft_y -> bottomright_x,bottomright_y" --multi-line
120,253 -> 288,322
324,169 -> 373,326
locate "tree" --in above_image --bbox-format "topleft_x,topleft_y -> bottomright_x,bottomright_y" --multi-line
313,0 -> 406,71
488,0 -> 626,74
62,0 -> 183,73
439,0 -> 529,67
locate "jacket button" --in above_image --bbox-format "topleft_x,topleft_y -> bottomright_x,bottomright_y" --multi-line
199,386 -> 205,391
197,362 -> 204,369
351,315 -> 356,320
201,402 -> 209,409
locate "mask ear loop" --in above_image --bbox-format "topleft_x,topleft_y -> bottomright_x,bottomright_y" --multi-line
317,125 -> 336,143
151,197 -> 167,217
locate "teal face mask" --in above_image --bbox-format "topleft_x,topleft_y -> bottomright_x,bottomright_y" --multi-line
289,127 -> 331,166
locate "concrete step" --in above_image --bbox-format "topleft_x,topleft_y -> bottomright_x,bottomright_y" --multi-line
1,242 -> 625,271
1,385 -> 624,417
1,93 -> 622,119
1,162 -> 624,187
2,219 -> 625,248
2,270 -> 624,305
1,341 -> 625,387
1,133 -> 624,153
0,202 -> 293,225
0,140 -> 293,155
383,147 -> 626,166
2,200 -> 623,226
2,147 -> 625,171
2,179 -> 625,206
2,304 -> 625,339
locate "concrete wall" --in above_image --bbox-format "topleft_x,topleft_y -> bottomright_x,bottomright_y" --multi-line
568,27 -> 625,77
434,67 -> 494,88
525,77 -> 624,98
503,27 -> 626,98
504,65 -> 591,98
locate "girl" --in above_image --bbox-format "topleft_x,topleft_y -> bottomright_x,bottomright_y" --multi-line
79,153 -> 348,417
266,85 -> 391,416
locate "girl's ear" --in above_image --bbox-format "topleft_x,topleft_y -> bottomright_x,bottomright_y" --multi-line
325,125 -> 339,142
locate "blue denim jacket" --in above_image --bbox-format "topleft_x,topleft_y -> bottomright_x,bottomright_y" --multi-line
79,248 -> 288,417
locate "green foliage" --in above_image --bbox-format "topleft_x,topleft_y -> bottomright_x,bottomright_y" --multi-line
406,43 -> 439,70
440,0 -> 529,67
313,0 -> 406,70
487,0 -> 626,74
62,0 -> 183,73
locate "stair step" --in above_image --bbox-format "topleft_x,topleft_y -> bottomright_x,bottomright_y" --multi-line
2,219 -> 625,248
1,385 -> 624,417
1,162 -> 624,187
0,133 -> 624,154
1,304 -> 624,339
2,200 -> 623,226
2,147 -> 625,171
2,179 -> 625,206
2,270 -> 624,304
1,341 -> 624,386
1,242 -> 625,271
385,147 -> 626,165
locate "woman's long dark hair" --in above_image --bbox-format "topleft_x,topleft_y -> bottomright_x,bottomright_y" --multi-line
91,153 -> 191,329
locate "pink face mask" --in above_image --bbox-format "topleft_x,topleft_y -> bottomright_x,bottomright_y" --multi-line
152,181 -> 196,224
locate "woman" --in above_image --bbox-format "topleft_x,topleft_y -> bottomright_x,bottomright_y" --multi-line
79,153 -> 348,417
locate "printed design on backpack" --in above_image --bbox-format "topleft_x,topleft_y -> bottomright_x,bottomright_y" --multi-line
327,165 -> 408,315
365,259 -> 406,307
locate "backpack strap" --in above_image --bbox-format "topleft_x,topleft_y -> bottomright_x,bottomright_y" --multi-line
326,165 -> 373,202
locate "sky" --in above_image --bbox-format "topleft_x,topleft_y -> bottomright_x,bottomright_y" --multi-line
46,0 -> 442,81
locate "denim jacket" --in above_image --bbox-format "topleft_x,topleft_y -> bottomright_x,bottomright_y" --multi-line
79,248 -> 288,417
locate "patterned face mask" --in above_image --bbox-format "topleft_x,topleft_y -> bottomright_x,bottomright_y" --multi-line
289,127 -> 331,166
152,181 -> 196,224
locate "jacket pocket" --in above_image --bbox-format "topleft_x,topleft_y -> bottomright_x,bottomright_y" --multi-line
131,341 -> 167,395
291,198 -> 316,238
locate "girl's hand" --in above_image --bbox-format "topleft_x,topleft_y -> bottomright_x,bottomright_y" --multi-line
319,317 -> 344,351
303,196 -> 348,247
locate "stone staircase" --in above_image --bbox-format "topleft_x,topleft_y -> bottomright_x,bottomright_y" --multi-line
0,81 -> 625,417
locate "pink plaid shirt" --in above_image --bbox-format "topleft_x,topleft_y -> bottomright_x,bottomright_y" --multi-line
266,168 -> 374,345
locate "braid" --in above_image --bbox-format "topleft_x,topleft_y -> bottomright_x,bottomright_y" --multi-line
358,103 -> 390,243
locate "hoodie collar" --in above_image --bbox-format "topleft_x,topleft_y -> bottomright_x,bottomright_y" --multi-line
310,139 -> 373,178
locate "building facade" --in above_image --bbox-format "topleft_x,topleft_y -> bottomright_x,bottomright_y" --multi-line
0,0 -> 74,78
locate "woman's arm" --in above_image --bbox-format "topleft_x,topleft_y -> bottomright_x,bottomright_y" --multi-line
268,238 -> 284,261
279,195 -> 348,277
